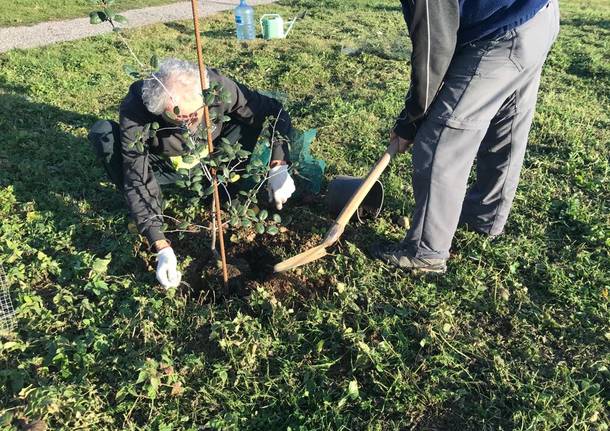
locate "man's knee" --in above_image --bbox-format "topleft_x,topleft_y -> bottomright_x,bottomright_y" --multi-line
88,120 -> 124,188
88,120 -> 120,160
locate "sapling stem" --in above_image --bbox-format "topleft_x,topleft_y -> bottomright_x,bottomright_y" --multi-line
190,0 -> 229,285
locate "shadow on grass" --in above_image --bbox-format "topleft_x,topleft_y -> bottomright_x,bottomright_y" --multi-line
561,17 -> 610,30
0,78 -> 148,279
164,21 -> 234,39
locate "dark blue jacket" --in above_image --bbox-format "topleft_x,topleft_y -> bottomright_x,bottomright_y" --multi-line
459,0 -> 549,45
394,0 -> 549,140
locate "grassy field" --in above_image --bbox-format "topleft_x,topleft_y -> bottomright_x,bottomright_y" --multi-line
0,0 -> 181,27
0,0 -> 609,429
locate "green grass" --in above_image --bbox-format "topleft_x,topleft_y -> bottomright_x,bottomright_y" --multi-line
1,0 -> 609,429
0,0 -> 181,27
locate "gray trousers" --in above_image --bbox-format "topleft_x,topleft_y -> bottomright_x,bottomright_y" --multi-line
405,0 -> 560,259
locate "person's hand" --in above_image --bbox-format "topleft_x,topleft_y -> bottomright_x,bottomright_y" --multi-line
156,247 -> 182,289
267,164 -> 296,210
390,130 -> 413,154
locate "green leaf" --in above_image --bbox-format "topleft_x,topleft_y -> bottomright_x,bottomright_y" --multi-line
182,155 -> 195,164
123,64 -> 139,79
273,214 -> 282,223
348,379 -> 359,400
220,89 -> 232,103
105,7 -> 116,20
255,223 -> 265,234
192,183 -> 202,192
136,369 -> 148,384
113,14 -> 128,25
148,376 -> 160,399
259,209 -> 268,221
150,54 -> 159,69
242,219 -> 252,228
91,255 -> 111,275
89,11 -> 106,24
204,92 -> 215,106
196,145 -> 209,157
266,225 -> 279,235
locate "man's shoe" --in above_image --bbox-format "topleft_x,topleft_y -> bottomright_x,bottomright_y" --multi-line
370,242 -> 447,273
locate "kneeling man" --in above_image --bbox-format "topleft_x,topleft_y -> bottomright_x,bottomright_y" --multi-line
89,58 -> 296,288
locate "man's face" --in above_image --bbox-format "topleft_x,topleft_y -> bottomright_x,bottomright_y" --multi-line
162,82 -> 204,129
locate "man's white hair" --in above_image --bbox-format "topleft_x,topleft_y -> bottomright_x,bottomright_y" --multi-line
142,58 -> 206,115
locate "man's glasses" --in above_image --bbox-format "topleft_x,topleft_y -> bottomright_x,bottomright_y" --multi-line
174,111 -> 199,124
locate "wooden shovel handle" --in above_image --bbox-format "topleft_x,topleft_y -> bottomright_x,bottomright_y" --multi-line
335,141 -> 398,227
274,141 -> 399,272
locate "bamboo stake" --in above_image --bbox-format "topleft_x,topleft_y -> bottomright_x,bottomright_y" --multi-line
190,0 -> 229,285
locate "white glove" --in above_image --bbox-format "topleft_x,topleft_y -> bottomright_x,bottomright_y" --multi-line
267,165 -> 296,210
156,247 -> 182,289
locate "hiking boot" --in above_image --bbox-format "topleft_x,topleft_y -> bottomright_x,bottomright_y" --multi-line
369,242 -> 447,273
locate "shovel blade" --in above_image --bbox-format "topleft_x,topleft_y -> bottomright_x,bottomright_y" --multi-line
274,244 -> 328,273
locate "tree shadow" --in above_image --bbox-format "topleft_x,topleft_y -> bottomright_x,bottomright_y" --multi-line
0,79 -> 147,279
163,21 -> 192,35
164,21 -> 234,40
561,17 -> 610,31
367,3 -> 402,12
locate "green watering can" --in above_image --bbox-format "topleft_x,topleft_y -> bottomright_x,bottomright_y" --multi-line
260,13 -> 297,39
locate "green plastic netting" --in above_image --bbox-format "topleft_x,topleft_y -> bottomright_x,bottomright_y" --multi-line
250,127 -> 326,195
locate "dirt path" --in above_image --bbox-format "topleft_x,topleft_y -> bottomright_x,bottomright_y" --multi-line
0,0 -> 276,54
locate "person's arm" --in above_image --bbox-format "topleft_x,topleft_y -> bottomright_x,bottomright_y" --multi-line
213,71 -> 292,162
119,109 -> 167,248
394,0 -> 460,140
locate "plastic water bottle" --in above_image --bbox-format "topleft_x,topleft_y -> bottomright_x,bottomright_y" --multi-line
234,0 -> 255,40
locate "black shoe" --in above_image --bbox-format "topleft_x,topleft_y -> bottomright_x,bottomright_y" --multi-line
369,242 -> 447,273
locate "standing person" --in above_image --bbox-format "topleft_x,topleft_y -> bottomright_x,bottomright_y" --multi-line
89,58 -> 296,288
371,0 -> 560,273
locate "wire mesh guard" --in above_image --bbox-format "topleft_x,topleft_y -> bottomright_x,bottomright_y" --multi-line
0,265 -> 16,333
